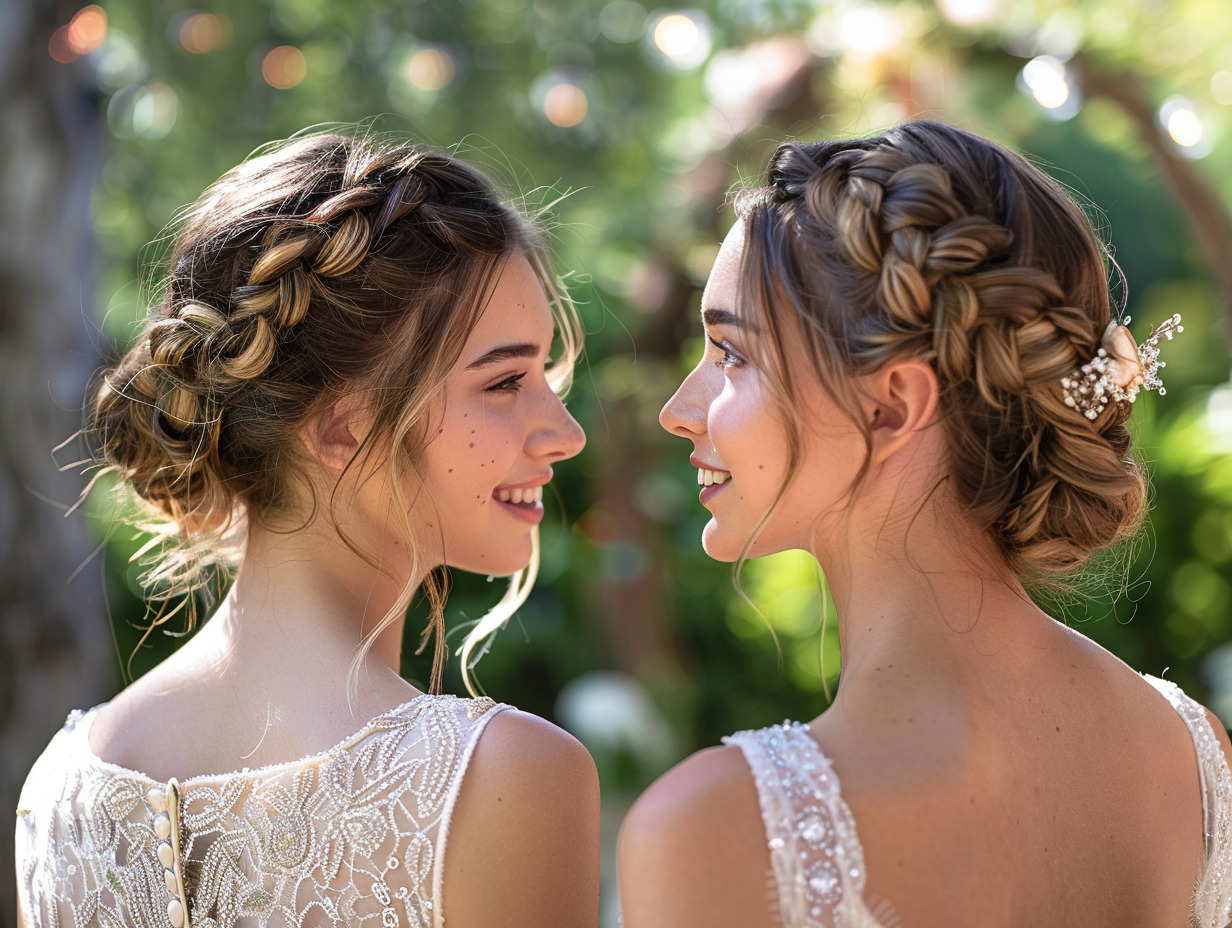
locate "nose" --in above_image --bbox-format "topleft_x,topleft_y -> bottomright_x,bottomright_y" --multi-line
659,363 -> 709,440
529,389 -> 586,462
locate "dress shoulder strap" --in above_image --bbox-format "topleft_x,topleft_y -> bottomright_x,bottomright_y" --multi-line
724,722 -> 888,928
429,695 -> 509,928
1142,675 -> 1232,928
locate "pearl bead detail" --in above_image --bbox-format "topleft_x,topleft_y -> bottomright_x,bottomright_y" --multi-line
148,777 -> 191,928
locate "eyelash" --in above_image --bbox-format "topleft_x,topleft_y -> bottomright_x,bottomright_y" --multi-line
708,336 -> 743,370
486,372 -> 527,393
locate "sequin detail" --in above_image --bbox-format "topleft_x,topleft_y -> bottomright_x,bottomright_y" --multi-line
1142,675 -> 1232,928
16,695 -> 505,928
725,723 -> 887,928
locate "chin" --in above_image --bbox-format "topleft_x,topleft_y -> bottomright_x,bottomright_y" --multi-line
450,541 -> 534,578
700,523 -> 743,563
702,520 -> 794,562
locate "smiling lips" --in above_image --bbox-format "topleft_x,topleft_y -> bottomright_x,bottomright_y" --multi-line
493,483 -> 546,524
697,468 -> 730,487
496,485 -> 544,505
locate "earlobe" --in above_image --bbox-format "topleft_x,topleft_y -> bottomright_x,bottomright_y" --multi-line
868,359 -> 940,461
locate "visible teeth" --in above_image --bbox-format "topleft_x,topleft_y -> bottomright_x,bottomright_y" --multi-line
697,468 -> 730,487
497,485 -> 544,505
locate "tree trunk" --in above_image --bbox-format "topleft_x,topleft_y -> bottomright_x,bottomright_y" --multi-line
0,1 -> 110,922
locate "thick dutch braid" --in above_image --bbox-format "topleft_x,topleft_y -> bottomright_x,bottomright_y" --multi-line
89,134 -> 575,687
738,121 -> 1146,578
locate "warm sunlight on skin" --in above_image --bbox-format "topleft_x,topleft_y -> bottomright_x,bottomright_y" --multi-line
659,220 -> 868,563
407,254 -> 585,576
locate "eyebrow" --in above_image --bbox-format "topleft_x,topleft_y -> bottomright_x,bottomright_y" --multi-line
465,343 -> 541,370
703,307 -> 758,331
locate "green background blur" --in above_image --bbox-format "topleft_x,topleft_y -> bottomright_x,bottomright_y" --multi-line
22,0 -> 1232,921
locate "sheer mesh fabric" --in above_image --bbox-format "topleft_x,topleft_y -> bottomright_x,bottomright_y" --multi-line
725,724 -> 890,928
16,694 -> 507,928
1142,676 -> 1232,928
727,674 -> 1232,928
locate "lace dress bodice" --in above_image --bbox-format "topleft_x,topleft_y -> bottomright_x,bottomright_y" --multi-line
16,693 -> 508,928
724,675 -> 1232,928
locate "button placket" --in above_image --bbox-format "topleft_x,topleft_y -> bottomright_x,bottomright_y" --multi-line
148,778 -> 191,928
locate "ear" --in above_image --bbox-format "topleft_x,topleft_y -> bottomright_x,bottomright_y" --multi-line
299,394 -> 369,472
866,358 -> 940,464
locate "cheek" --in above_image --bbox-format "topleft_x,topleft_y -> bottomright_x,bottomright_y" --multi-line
710,383 -> 787,461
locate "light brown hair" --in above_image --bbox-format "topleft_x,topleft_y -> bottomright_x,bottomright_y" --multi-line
88,132 -> 579,689
735,120 -> 1145,579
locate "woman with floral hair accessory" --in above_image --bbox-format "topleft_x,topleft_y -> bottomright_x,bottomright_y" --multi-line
620,120 -> 1232,928
16,132 -> 599,928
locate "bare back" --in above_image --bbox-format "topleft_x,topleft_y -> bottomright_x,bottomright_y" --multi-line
621,624 -> 1232,928
829,638 -> 1223,927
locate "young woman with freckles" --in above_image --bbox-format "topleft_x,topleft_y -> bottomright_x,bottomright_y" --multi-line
619,121 -> 1232,928
16,133 -> 599,928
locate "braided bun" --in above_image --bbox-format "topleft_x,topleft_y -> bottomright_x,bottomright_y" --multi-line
736,121 -> 1145,578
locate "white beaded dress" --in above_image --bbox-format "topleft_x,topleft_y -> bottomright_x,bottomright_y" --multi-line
16,693 -> 508,928
723,675 -> 1232,928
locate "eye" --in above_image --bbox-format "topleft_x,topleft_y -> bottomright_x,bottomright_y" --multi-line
486,372 -> 527,393
708,336 -> 744,370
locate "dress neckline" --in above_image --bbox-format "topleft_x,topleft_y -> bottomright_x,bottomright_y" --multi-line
71,692 -> 444,788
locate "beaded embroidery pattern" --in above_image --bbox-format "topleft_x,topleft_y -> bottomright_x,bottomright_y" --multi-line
1141,675 -> 1232,928
725,723 -> 887,928
16,694 -> 506,928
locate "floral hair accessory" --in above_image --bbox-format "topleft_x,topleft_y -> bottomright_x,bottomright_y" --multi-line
1060,313 -> 1184,420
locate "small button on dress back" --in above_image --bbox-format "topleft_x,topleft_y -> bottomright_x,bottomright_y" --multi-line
153,813 -> 172,840
167,897 -> 185,928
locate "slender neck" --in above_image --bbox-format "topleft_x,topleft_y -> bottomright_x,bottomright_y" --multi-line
186,516 -> 424,694
810,465 -> 1057,704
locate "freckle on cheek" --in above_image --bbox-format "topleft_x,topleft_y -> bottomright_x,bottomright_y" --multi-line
447,468 -> 453,473
469,442 -> 474,448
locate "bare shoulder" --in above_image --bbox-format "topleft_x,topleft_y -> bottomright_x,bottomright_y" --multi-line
442,708 -> 600,928
1202,705 -> 1232,770
618,743 -> 776,928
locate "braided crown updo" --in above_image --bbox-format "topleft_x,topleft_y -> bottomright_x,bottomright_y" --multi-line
90,133 -> 577,675
737,120 -> 1146,578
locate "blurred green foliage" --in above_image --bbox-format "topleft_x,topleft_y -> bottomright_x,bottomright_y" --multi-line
74,0 -> 1232,832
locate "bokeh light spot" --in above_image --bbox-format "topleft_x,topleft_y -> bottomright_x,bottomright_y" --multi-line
598,0 -> 647,43
49,5 -> 107,63
262,45 -> 307,90
68,6 -> 107,53
179,13 -> 229,54
649,10 -> 711,69
406,48 -> 455,91
1159,96 -> 1210,158
543,82 -> 588,127
107,81 -> 180,139
935,0 -> 1001,28
1021,55 -> 1070,109
837,4 -> 903,56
